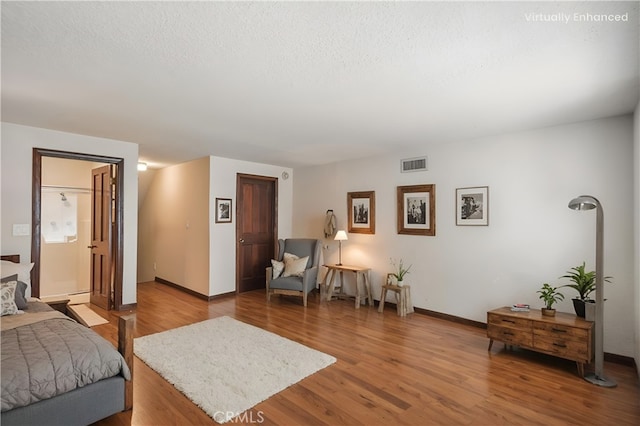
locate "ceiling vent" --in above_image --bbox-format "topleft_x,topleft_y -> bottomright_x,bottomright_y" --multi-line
400,156 -> 428,173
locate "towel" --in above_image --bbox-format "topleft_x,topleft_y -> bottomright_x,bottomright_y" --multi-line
324,210 -> 336,238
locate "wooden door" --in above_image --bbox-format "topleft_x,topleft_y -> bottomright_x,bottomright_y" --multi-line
236,174 -> 277,293
90,165 -> 113,310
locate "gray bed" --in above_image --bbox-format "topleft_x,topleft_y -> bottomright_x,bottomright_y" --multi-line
1,256 -> 133,426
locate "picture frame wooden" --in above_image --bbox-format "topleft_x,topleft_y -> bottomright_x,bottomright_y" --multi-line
215,198 -> 232,223
456,186 -> 489,226
397,184 -> 435,236
347,191 -> 375,234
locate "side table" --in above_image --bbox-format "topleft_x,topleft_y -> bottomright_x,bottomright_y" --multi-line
378,284 -> 413,317
320,264 -> 373,308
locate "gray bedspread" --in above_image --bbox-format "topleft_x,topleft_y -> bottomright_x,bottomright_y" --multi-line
1,302 -> 131,412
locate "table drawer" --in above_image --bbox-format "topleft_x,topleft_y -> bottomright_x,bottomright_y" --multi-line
488,313 -> 531,331
487,324 -> 532,347
532,335 -> 590,362
533,322 -> 588,340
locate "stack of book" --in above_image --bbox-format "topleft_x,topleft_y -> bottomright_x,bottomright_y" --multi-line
510,304 -> 530,312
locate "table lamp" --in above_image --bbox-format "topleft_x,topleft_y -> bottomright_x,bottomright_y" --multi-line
334,230 -> 348,266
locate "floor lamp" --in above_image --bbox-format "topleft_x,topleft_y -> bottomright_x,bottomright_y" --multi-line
568,195 -> 616,387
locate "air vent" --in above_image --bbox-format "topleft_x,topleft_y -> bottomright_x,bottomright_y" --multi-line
401,156 -> 428,173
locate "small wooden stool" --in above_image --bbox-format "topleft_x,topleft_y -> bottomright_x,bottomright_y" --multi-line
378,284 -> 414,317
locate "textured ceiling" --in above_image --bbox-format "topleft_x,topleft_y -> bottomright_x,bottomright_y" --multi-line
2,1 -> 638,169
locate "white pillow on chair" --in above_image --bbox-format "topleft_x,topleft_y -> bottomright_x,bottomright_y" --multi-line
271,259 -> 285,279
283,255 -> 309,278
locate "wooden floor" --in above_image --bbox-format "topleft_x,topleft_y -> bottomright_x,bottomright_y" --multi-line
93,281 -> 640,425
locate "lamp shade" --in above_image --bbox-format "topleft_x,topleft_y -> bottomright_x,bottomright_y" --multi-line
137,162 -> 148,171
568,195 -> 597,211
334,230 -> 348,241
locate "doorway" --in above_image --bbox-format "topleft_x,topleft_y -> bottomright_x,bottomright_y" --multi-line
32,148 -> 125,310
236,174 -> 277,293
40,183 -> 90,298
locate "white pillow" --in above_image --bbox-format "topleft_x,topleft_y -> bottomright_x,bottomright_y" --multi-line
283,255 -> 309,278
1,282 -> 19,316
0,261 -> 34,286
271,259 -> 284,279
282,252 -> 299,263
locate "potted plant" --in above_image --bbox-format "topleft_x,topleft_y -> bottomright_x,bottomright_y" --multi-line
560,262 -> 612,318
537,283 -> 564,316
390,258 -> 411,286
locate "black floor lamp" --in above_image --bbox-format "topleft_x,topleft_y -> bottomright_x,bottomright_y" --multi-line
568,195 -> 616,387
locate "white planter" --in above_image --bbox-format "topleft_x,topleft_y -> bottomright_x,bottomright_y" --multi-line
585,301 -> 596,322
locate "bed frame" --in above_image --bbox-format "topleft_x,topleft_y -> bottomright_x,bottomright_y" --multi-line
1,254 -> 134,425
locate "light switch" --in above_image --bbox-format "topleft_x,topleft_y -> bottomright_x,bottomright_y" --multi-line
12,224 -> 31,236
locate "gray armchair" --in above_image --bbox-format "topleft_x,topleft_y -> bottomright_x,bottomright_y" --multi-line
266,238 -> 321,307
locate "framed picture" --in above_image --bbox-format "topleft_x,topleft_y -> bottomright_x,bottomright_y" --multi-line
347,191 -> 375,234
397,184 -> 436,236
456,186 -> 489,226
215,198 -> 232,223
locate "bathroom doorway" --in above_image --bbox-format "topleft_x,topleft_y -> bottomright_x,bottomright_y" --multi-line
40,157 -> 108,302
31,148 -> 125,310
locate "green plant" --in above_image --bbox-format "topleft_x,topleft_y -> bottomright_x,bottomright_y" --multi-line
537,283 -> 564,309
560,262 -> 612,300
390,258 -> 412,281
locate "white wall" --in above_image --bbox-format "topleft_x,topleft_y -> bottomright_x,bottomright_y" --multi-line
1,123 -> 139,305
138,157 -> 210,295
137,168 -> 157,282
138,155 -> 292,297
634,101 -> 640,375
209,156 -> 293,296
293,115 -> 635,357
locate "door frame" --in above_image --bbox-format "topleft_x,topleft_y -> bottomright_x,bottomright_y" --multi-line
235,173 -> 278,293
31,148 -> 125,310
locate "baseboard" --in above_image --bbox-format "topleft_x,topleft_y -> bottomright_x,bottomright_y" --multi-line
372,299 -> 486,329
155,277 -> 235,301
414,307 -> 487,329
604,352 -> 638,369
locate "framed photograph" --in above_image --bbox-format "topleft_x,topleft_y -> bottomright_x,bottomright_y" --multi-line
215,198 -> 232,223
347,191 -> 375,234
397,184 -> 436,236
456,186 -> 489,226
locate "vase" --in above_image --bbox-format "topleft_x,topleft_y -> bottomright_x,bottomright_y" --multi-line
541,308 -> 556,317
584,301 -> 596,321
572,299 -> 586,318
397,280 -> 403,287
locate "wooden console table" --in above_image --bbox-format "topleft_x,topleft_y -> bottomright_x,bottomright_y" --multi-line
487,307 -> 593,377
320,264 -> 372,308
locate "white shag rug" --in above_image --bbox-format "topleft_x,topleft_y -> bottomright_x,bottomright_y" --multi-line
134,316 -> 336,423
